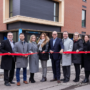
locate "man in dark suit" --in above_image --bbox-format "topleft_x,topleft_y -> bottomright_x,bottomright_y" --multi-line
0,32 -> 15,86
49,31 -> 64,83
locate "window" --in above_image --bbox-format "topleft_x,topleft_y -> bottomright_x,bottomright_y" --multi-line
82,10 -> 86,27
54,2 -> 59,22
13,32 -> 18,42
9,0 -> 13,17
82,5 -> 86,8
82,0 -> 86,2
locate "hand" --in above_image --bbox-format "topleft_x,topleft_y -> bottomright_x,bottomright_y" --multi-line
50,50 -> 54,54
25,55 -> 28,57
76,50 -> 79,53
42,51 -> 45,54
59,49 -> 63,54
64,53 -> 67,54
85,51 -> 87,54
8,52 -> 11,55
30,52 -> 33,55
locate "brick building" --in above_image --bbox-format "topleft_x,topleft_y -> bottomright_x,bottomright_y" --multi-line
62,0 -> 89,35
0,0 -> 89,42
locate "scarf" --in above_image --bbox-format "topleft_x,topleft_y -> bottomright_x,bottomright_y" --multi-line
38,39 -> 45,51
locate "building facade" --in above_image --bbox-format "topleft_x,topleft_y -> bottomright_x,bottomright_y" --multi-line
0,0 -> 89,42
62,0 -> 89,36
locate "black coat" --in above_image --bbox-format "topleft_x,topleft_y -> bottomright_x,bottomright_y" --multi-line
39,42 -> 49,61
82,41 -> 90,71
49,38 -> 64,60
72,39 -> 83,64
0,39 -> 15,70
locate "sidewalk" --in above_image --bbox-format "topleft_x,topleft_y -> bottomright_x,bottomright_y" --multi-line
0,64 -> 90,90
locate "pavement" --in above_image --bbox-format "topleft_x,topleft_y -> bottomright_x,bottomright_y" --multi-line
0,60 -> 90,90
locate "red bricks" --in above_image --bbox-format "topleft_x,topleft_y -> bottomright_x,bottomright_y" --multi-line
61,0 -> 90,34
0,0 -> 6,31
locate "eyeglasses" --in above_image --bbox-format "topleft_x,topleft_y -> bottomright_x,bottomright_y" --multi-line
74,35 -> 78,36
53,34 -> 57,35
8,35 -> 13,36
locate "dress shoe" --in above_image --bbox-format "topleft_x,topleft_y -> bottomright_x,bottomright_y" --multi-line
40,77 -> 47,82
73,79 -> 79,82
81,79 -> 89,83
10,81 -> 15,84
73,77 -> 79,82
57,80 -> 61,83
63,80 -> 69,83
23,81 -> 28,84
60,79 -> 65,81
4,83 -> 11,86
17,82 -> 20,86
32,79 -> 36,83
30,80 -> 35,83
73,79 -> 76,82
50,79 -> 57,82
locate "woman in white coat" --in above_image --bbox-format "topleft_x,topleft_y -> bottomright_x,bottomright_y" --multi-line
61,31 -> 73,83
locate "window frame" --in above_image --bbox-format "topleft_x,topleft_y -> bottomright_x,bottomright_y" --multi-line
9,0 -> 13,17
54,2 -> 59,22
82,9 -> 86,28
82,0 -> 87,2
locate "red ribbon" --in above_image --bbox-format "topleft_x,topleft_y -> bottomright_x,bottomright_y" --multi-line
0,51 -> 89,56
63,51 -> 89,54
0,53 -> 37,56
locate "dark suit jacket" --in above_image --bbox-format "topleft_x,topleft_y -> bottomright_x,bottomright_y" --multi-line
49,38 -> 64,60
0,39 -> 15,70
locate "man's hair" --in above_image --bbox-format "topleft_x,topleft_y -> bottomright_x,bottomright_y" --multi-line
63,31 -> 68,34
7,32 -> 13,36
19,33 -> 25,36
52,31 -> 57,34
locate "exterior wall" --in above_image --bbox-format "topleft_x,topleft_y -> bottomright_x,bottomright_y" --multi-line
13,0 -> 20,16
20,0 -> 54,21
0,0 -> 6,31
7,22 -> 21,30
61,0 -> 90,35
7,22 -> 61,32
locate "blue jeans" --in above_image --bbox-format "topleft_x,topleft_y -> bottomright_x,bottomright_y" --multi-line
16,68 -> 27,82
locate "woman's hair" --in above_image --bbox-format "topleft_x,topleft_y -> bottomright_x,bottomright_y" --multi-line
84,34 -> 89,38
73,32 -> 81,40
40,33 -> 47,39
38,33 -> 48,43
30,35 -> 36,42
74,32 -> 79,36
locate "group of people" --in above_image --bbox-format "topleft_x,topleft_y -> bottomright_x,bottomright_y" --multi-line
0,31 -> 90,87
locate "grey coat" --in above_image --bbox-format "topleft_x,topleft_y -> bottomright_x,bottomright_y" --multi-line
28,42 -> 39,73
62,38 -> 73,66
14,41 -> 28,68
